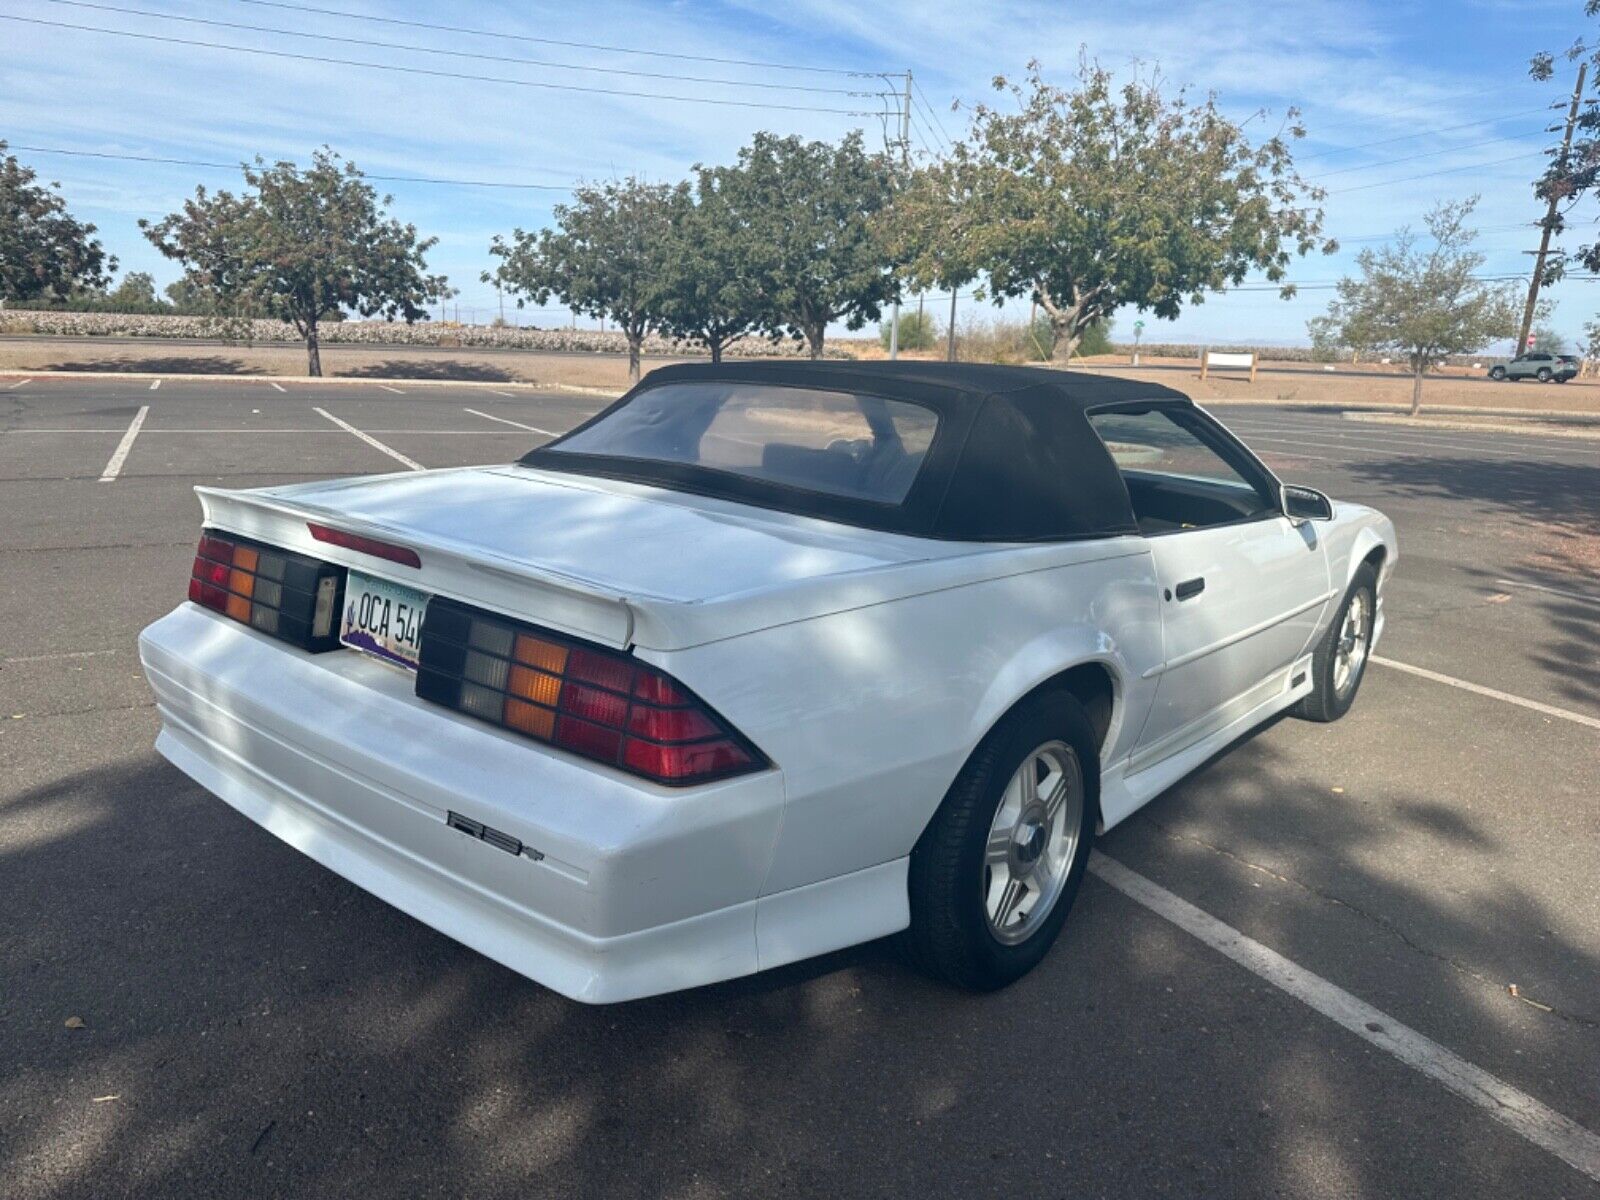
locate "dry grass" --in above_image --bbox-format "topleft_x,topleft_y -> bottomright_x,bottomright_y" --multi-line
4,337 -> 1599,416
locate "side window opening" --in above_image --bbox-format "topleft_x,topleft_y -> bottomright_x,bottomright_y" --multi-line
1088,407 -> 1276,535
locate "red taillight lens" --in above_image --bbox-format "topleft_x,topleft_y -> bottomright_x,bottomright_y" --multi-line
188,530 -> 345,651
307,522 -> 422,568
416,598 -> 764,786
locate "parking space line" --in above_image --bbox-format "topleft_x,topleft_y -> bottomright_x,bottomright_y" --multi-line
1373,656 -> 1600,730
97,405 -> 149,482
377,385 -> 405,394
1493,577 -> 1600,607
1088,852 -> 1600,1183
149,379 -> 161,391
270,382 -> 286,393
490,389 -> 514,397
8,378 -> 30,389
313,407 -> 424,471
462,407 -> 559,436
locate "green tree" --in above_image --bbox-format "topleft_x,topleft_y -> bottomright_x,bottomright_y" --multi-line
720,131 -> 898,358
892,60 -> 1330,361
1530,7 -> 1600,277
1308,199 -> 1521,414
107,271 -> 160,310
879,308 -> 938,351
488,178 -> 680,381
1528,323 -> 1568,354
0,140 -> 115,302
142,148 -> 445,376
658,170 -> 762,364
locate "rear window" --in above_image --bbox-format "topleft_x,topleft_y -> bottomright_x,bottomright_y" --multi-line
545,381 -> 940,504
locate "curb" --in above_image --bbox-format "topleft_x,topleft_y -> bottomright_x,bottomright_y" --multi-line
0,368 -> 556,390
1342,412 -> 1600,441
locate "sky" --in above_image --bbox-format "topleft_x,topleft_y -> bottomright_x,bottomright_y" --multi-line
2,0 -> 1593,351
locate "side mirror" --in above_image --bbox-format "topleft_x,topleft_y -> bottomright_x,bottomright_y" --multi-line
1282,484 -> 1334,523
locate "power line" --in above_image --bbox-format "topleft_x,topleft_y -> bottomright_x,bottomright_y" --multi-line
1326,149 -> 1547,194
1308,131 -> 1549,180
233,0 -> 874,77
43,0 -> 881,97
908,83 -> 951,153
1301,84 -> 1548,136
2,14 -> 881,114
1297,106 -> 1558,161
8,143 -> 581,190
913,80 -> 956,149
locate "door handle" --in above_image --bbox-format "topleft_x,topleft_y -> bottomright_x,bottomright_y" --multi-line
1175,577 -> 1206,601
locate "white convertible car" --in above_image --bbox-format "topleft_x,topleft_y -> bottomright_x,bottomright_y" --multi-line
139,363 -> 1396,1002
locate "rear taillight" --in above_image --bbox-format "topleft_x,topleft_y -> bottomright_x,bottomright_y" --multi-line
189,530 -> 344,651
416,598 -> 764,786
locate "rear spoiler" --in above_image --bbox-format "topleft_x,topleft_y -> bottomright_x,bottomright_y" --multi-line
195,485 -> 637,649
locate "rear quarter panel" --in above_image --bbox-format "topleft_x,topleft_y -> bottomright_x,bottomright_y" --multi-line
642,544 -> 1164,895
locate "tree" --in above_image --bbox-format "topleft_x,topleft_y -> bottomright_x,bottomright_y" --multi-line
879,309 -> 938,351
488,178 -> 680,381
657,169 -> 762,364
1308,199 -> 1521,414
141,149 -> 445,376
107,271 -> 160,310
1529,323 -> 1568,354
0,140 -> 115,303
892,59 -> 1331,361
1530,6 -> 1600,277
720,131 -> 898,358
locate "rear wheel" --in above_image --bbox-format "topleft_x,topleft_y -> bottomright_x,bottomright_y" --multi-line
905,692 -> 1097,990
1294,563 -> 1377,723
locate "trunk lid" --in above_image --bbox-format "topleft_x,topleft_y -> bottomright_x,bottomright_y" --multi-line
196,465 -> 972,650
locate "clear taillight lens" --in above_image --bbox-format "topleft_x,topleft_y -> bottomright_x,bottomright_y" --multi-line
416,597 -> 764,786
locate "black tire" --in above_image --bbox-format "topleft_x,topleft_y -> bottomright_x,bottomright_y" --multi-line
1489,367 -> 1506,381
905,691 -> 1098,991
1537,368 -> 1552,383
1294,562 -> 1378,723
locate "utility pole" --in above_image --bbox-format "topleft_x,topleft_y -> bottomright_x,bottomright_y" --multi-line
1518,60 -> 1587,354
947,288 -> 958,361
889,70 -> 912,360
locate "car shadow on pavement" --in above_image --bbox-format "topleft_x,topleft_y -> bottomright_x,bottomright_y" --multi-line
337,359 -> 520,382
3,722 -> 1597,1199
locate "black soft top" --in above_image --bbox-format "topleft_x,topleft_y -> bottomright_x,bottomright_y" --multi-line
520,360 -> 1194,542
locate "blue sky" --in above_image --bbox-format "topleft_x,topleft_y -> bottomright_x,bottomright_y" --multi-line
3,0 -> 1590,349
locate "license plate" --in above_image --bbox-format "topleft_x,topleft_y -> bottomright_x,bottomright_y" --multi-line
340,571 -> 428,671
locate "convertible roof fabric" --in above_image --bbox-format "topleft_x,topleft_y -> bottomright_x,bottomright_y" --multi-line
520,361 -> 1193,542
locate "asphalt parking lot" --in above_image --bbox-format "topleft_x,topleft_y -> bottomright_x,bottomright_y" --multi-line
2,374 -> 1598,1199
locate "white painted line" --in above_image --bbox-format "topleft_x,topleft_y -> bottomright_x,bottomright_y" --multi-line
97,405 -> 149,482
462,407 -> 559,436
270,382 -> 287,393
377,385 -> 404,394
148,379 -> 161,390
490,389 -> 514,397
1493,577 -> 1600,607
1372,656 -> 1600,731
1088,851 -> 1600,1183
8,378 -> 31,389
313,407 -> 424,471
3,648 -> 118,664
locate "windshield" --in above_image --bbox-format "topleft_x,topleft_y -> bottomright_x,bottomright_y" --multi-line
544,381 -> 940,504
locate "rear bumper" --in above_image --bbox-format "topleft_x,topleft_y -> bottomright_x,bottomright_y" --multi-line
138,605 -> 817,1003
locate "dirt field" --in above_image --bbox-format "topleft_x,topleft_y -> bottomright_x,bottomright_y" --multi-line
3,337 -> 1598,415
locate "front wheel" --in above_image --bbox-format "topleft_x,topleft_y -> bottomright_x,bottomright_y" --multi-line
1294,563 -> 1378,723
1537,368 -> 1553,382
1489,367 -> 1506,380
905,692 -> 1097,990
